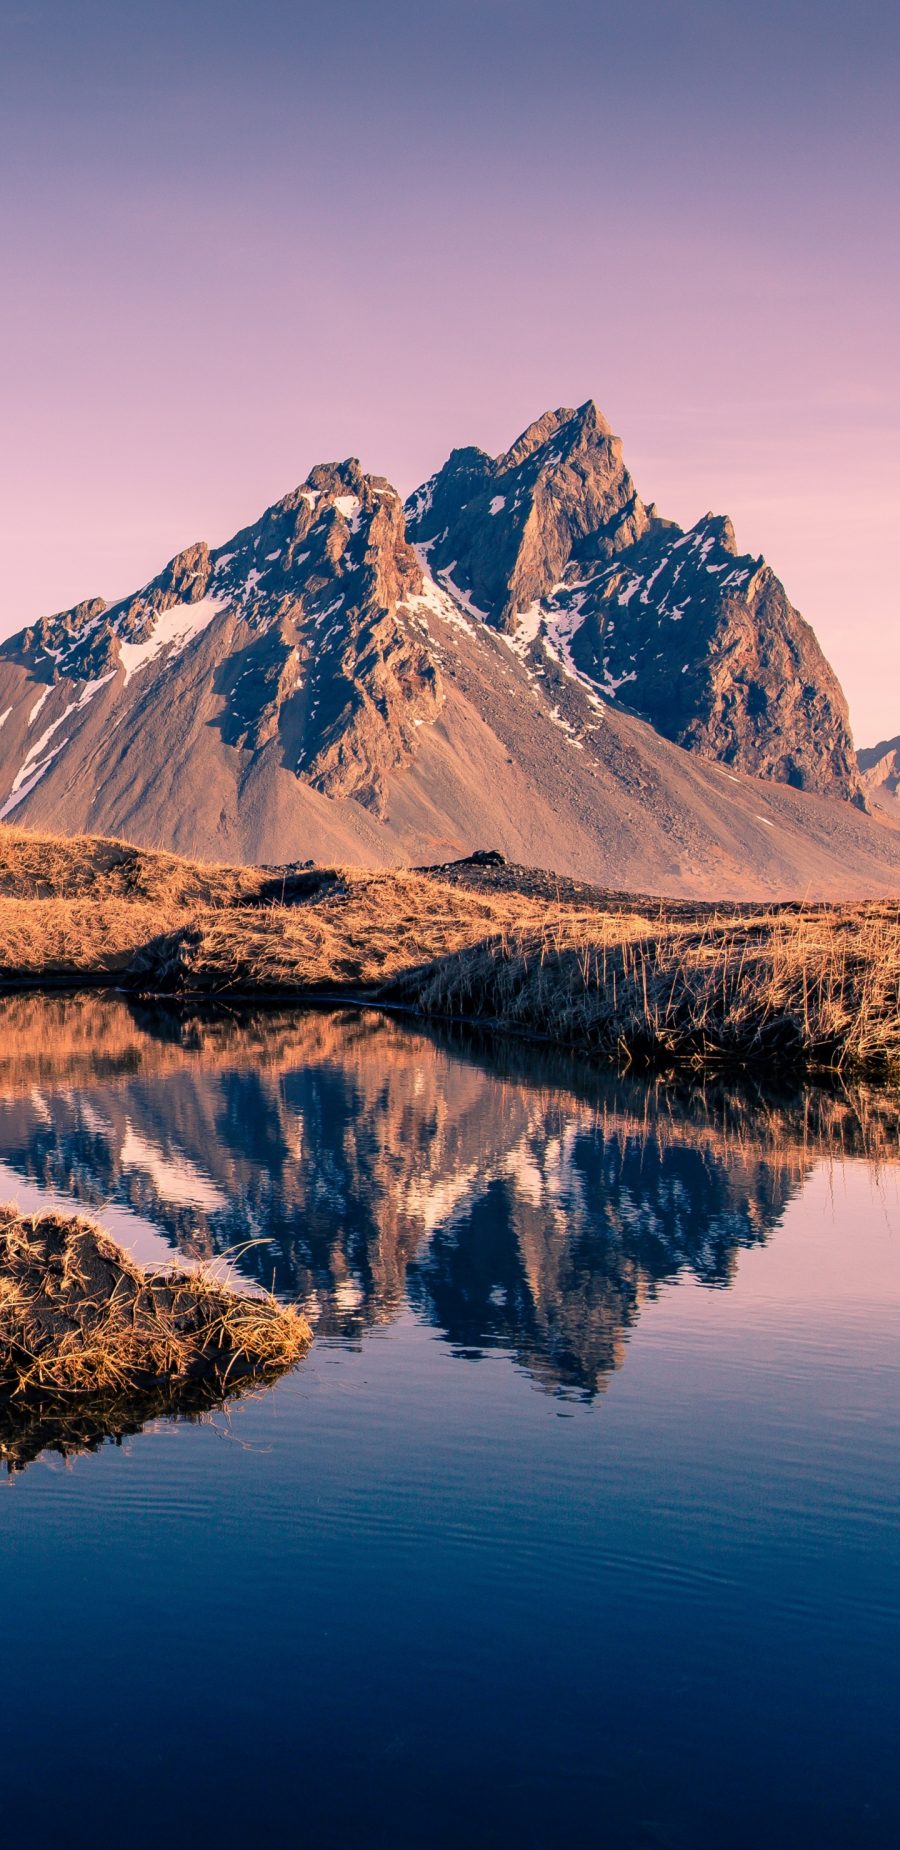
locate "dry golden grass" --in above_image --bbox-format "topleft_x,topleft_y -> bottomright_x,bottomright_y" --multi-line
0,823 -> 267,906
0,1208 -> 310,1404
0,824 -> 897,1078
401,903 -> 900,1076
131,870 -> 632,989
0,897 -> 175,977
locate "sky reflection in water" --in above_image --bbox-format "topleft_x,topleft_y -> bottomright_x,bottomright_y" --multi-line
0,995 -> 897,1849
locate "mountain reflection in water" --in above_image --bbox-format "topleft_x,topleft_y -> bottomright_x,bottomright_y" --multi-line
0,992 -> 897,1401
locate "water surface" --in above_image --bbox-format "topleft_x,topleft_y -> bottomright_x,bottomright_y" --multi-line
0,995 -> 897,1848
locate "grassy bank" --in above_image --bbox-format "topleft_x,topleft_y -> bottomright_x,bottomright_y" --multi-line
0,825 -> 897,1079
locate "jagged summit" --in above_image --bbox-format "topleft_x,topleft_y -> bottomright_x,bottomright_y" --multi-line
407,400 -> 650,634
0,404 -> 889,893
406,406 -> 863,805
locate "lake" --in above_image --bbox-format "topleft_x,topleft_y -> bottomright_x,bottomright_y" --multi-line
0,994 -> 898,1849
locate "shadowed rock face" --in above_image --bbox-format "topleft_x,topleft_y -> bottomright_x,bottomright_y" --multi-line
406,401 -> 864,805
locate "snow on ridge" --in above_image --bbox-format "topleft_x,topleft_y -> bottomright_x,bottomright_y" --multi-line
0,673 -> 114,819
489,495 -> 506,517
0,746 -> 67,819
599,665 -> 638,696
408,554 -> 478,638
118,595 -> 225,685
616,574 -> 643,607
639,558 -> 669,603
498,588 -> 607,737
334,494 -> 362,533
543,595 -> 586,670
314,595 -> 345,629
406,478 -> 435,524
513,601 -> 543,645
434,561 -> 489,623
28,686 -> 53,726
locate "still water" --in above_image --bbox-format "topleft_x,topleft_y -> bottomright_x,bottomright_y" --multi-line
0,994 -> 898,1848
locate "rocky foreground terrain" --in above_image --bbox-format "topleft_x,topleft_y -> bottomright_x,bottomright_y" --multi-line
0,401 -> 894,898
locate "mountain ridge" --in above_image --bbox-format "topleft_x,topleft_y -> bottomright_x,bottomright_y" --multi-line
858,735 -> 900,828
0,402 -> 893,900
406,399 -> 864,805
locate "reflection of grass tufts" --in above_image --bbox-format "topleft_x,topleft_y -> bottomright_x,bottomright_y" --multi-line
0,1208 -> 310,1471
0,1373 -> 276,1475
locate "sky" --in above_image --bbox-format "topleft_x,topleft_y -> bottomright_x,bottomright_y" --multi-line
0,0 -> 897,744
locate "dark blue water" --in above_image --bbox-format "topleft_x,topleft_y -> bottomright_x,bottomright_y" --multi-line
0,997 -> 897,1848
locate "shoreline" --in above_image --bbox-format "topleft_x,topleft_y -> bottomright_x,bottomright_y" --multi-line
0,973 -> 897,1087
0,827 -> 896,1083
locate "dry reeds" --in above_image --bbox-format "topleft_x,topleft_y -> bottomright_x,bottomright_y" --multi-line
401,903 -> 900,1076
0,1208 -> 310,1406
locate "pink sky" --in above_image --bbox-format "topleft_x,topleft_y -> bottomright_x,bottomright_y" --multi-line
1,0 -> 897,744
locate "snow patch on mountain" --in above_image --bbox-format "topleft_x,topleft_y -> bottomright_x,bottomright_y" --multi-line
0,672 -> 116,817
118,596 -> 225,684
334,494 -> 362,533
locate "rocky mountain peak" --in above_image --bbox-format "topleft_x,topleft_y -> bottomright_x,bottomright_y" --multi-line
405,406 -> 864,806
406,399 -> 648,633
698,513 -> 738,556
0,398 -> 880,868
497,400 -> 614,474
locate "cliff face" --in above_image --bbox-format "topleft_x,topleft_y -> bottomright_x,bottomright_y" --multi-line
406,402 -> 865,806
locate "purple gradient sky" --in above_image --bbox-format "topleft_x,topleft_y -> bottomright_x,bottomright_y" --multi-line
1,0 -> 897,742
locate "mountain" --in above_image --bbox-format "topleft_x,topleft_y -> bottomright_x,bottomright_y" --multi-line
406,401 -> 864,804
858,737 -> 900,827
0,403 -> 894,899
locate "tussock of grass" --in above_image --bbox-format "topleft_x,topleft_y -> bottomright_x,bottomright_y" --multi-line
0,1208 -> 310,1408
